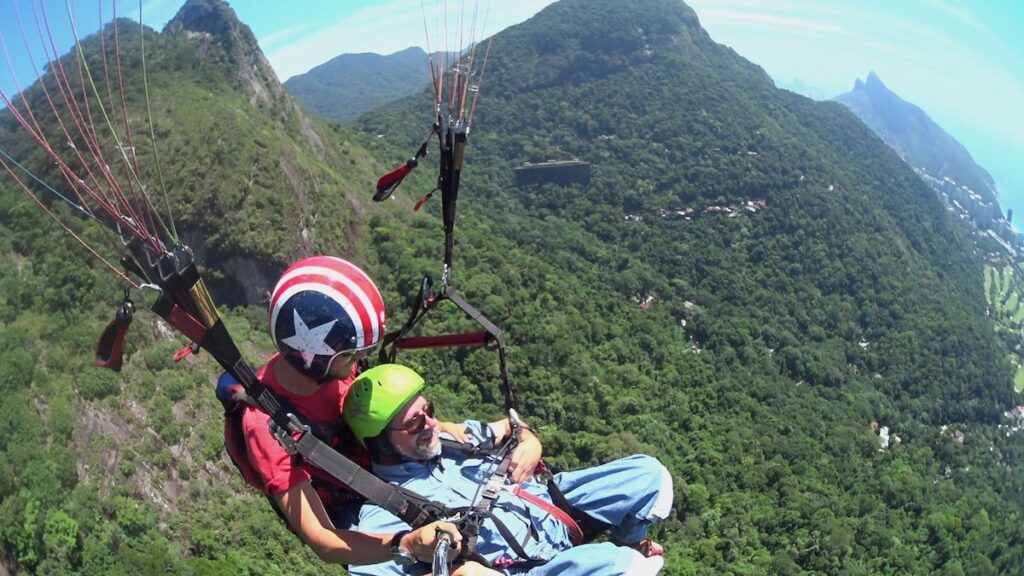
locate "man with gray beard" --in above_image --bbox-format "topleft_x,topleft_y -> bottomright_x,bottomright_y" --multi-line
344,364 -> 673,576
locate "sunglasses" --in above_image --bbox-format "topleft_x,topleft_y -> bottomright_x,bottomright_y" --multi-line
388,401 -> 435,435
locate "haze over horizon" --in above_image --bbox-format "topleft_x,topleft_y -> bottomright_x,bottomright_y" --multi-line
2,0 -> 1021,225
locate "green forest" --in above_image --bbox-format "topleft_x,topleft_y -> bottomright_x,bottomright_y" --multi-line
1,0 -> 1023,574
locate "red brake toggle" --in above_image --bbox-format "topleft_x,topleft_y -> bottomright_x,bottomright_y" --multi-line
414,193 -> 433,211
95,299 -> 134,372
173,342 -> 199,362
374,163 -> 414,201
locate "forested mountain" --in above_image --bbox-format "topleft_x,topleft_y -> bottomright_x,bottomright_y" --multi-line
1,0 -> 1023,575
835,72 -> 1000,208
284,47 -> 435,124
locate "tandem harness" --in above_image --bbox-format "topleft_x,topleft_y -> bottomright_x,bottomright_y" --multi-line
213,366 -> 471,536
435,416 -> 609,569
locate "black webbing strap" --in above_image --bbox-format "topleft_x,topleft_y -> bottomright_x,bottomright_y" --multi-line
438,127 -> 466,276
293,432 -> 452,527
444,289 -> 513,412
228,368 -> 455,528
460,415 -> 521,559
545,479 -> 611,543
134,246 -> 455,530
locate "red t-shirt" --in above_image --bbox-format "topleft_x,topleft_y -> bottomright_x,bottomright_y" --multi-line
242,353 -> 364,503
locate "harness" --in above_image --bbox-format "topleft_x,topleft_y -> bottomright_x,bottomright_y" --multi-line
97,244 -> 461,534
216,370 -> 367,523
432,416 -> 603,569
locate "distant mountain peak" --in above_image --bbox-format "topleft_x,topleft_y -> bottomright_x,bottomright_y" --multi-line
164,0 -> 255,49
835,72 -> 999,207
164,0 -> 283,106
284,47 -> 436,123
852,72 -> 888,95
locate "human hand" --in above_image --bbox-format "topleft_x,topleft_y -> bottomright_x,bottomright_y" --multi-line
508,428 -> 542,483
437,420 -> 471,442
401,521 -> 462,560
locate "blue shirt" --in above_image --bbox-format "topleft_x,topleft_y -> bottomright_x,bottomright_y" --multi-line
351,421 -> 574,574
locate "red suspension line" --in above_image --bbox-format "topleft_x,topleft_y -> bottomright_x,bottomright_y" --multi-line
466,36 -> 492,131
421,0 -> 442,110
104,6 -> 154,237
3,4 -> 105,216
38,0 -> 161,251
96,1 -> 148,233
33,1 -> 126,220
0,153 -> 142,290
40,1 -> 131,216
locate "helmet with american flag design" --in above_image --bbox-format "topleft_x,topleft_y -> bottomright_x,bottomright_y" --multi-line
269,256 -> 386,379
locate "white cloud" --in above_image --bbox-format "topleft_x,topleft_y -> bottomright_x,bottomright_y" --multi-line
257,24 -> 310,52
695,8 -> 844,36
916,0 -> 991,35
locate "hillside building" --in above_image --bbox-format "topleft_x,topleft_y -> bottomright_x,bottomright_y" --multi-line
514,160 -> 591,187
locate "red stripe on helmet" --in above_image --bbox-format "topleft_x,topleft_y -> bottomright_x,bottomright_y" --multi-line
269,256 -> 385,348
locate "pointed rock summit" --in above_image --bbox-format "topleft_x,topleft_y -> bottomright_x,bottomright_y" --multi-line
164,0 -> 282,106
835,72 -> 998,204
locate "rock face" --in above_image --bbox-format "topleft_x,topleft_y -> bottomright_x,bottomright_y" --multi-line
164,0 -> 280,106
163,0 -> 323,155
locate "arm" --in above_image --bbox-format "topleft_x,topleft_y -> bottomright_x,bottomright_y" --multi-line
486,417 -> 543,483
272,481 -> 462,565
436,420 -> 471,443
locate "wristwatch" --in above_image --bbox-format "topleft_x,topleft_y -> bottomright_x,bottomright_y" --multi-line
389,530 -> 417,566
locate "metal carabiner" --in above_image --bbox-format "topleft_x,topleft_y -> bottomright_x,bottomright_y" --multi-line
432,529 -> 456,576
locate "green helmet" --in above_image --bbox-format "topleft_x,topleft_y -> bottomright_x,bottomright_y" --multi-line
345,364 -> 425,446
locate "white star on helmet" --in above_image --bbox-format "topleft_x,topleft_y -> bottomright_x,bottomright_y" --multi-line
281,309 -> 338,368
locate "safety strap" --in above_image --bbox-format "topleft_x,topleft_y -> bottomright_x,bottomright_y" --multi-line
116,243 -> 457,530
455,412 -> 522,560
545,478 -> 611,543
512,485 -> 584,546
214,368 -> 456,530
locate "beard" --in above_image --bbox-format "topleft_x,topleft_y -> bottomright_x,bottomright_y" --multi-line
404,432 -> 442,461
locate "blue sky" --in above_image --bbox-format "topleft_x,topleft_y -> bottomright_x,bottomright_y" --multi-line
2,0 -> 1022,220
687,0 -> 1024,224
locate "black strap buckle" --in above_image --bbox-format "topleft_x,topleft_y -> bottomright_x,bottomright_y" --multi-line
269,413 -> 310,455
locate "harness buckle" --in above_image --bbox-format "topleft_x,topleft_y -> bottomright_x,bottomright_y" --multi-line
269,413 -> 310,455
508,408 -> 523,442
479,474 -> 504,503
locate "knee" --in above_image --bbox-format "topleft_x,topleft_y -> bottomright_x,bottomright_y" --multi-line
633,455 -> 673,521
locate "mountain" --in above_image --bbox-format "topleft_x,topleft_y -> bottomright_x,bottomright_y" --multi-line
359,0 -> 1024,570
1,0 -> 389,307
284,47 -> 435,123
0,1 -> 409,572
835,72 -> 1002,222
2,0 -> 1023,574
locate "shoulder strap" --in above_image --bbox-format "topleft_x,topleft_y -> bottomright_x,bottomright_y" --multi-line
217,370 -> 455,528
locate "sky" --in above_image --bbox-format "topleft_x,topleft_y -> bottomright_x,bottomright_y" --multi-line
1,0 -> 1022,220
